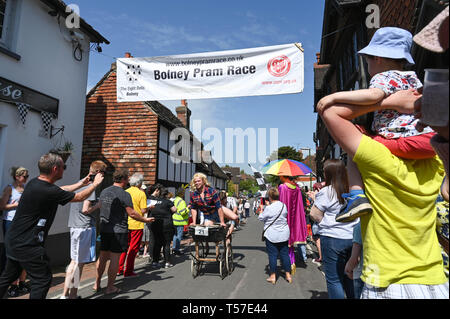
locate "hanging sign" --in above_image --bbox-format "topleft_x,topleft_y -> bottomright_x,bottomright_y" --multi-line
116,43 -> 304,101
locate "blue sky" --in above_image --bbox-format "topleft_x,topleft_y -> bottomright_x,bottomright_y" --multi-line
74,0 -> 325,173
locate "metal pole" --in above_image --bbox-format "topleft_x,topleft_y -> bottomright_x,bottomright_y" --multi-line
300,147 -> 313,191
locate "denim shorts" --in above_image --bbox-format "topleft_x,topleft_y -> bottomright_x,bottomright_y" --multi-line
203,212 -> 220,224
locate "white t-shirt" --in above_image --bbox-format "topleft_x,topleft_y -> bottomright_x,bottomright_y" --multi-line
313,186 -> 358,239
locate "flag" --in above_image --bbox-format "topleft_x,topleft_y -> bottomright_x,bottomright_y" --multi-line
248,163 -> 268,191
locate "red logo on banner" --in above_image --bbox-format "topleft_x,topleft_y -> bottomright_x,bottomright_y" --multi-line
267,55 -> 291,77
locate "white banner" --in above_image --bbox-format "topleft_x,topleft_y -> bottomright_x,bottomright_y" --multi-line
116,43 -> 304,101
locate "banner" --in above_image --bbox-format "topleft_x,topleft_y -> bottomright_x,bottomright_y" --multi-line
116,43 -> 304,101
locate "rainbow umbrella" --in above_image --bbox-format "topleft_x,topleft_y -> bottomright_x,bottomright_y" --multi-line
262,159 -> 312,176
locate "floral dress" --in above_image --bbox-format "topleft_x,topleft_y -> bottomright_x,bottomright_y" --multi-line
370,70 -> 433,139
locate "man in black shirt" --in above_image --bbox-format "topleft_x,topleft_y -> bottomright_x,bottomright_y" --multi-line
0,153 -> 104,299
93,169 -> 154,295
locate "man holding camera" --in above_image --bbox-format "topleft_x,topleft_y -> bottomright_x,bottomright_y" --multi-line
0,153 -> 104,299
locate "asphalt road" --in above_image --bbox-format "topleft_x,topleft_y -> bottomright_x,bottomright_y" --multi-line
48,214 -> 328,300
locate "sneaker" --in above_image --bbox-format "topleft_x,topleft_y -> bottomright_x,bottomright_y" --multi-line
151,262 -> 160,268
312,258 -> 322,265
173,250 -> 183,256
7,285 -> 20,298
124,272 -> 139,278
117,271 -> 124,276
335,190 -> 373,223
164,263 -> 174,269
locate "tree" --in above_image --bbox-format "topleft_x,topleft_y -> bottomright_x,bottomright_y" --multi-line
239,178 -> 258,194
267,146 -> 303,163
227,180 -> 237,197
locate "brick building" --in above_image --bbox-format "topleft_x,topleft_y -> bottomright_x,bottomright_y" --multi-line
82,55 -> 228,199
313,0 -> 449,178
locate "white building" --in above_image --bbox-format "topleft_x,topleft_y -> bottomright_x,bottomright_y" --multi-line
0,0 -> 108,266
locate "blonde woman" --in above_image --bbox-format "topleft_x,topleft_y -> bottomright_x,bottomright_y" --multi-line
189,173 -> 226,227
0,167 -> 30,297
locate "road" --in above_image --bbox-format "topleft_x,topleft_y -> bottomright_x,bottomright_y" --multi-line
48,214 -> 328,300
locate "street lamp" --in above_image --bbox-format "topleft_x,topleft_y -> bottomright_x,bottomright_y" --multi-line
300,147 -> 312,190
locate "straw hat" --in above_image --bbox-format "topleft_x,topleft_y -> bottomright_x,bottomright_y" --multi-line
413,6 -> 449,53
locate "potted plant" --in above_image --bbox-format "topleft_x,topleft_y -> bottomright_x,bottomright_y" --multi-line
51,141 -> 74,163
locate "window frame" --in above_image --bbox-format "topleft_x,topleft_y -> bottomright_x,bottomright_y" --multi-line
0,0 -> 11,44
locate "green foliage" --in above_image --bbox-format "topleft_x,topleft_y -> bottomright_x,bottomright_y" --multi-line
239,178 -> 258,194
227,180 -> 236,197
267,146 -> 303,163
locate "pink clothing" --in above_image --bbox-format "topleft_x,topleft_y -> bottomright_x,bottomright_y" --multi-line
278,183 -> 308,247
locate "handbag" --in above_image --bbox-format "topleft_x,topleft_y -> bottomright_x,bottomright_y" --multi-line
261,203 -> 285,242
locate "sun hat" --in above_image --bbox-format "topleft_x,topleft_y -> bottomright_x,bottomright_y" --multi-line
358,27 -> 415,64
413,6 -> 449,53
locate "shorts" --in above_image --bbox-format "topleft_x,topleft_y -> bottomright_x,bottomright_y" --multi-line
143,223 -> 150,242
70,227 -> 97,263
100,232 -> 128,253
361,282 -> 449,299
203,212 -> 220,224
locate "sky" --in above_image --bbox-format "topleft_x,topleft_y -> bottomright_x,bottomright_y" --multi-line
73,0 -> 325,173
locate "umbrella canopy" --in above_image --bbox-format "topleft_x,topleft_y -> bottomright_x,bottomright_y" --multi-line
262,159 -> 312,176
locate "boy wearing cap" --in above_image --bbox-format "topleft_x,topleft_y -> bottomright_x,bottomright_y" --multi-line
317,27 -> 435,222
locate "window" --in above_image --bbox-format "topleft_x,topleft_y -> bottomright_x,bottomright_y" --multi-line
0,0 -> 11,43
0,0 -> 20,59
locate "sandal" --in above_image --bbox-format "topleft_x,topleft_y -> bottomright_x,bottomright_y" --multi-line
105,287 -> 121,295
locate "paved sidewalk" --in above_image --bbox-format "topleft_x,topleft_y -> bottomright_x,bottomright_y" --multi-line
11,237 -> 193,299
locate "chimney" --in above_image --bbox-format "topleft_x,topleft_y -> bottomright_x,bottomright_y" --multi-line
176,99 -> 191,130
112,52 -> 133,70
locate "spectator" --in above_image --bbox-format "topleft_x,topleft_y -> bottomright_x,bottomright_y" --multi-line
93,169 -> 154,295
279,175 -> 308,272
226,193 -> 239,229
60,160 -> 106,299
258,187 -> 291,284
118,173 -> 150,277
219,191 -> 239,244
310,159 -> 357,299
318,27 -> 436,223
244,200 -> 251,221
308,182 -> 324,265
413,5 -> 449,279
344,222 -> 364,299
150,188 -> 177,268
0,153 -> 103,299
172,186 -> 190,256
319,57 -> 448,297
145,183 -> 162,266
0,167 -> 30,297
237,199 -> 244,224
